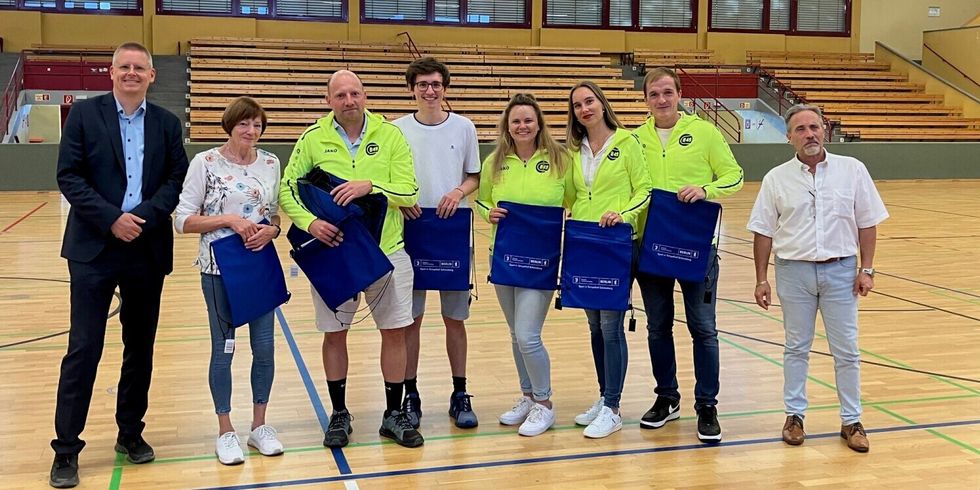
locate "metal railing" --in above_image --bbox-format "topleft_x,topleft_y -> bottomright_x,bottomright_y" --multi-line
752,66 -> 833,141
923,43 -> 980,89
396,31 -> 453,112
673,66 -> 742,143
1,53 -> 25,143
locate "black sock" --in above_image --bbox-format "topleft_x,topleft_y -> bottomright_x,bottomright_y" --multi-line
327,378 -> 347,413
404,377 -> 419,395
385,381 -> 404,414
452,376 -> 467,394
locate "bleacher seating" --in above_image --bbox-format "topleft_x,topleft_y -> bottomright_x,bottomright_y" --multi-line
187,37 -> 647,142
633,49 -> 720,68
749,51 -> 980,141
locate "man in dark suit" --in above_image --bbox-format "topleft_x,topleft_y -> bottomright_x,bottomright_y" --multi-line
49,42 -> 188,488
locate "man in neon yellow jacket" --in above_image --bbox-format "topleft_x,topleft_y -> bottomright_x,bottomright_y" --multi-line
279,70 -> 422,449
632,67 -> 743,444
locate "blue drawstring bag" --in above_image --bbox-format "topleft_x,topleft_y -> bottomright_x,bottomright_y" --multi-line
404,208 -> 471,291
638,189 -> 722,283
303,167 -> 387,244
287,180 -> 393,311
489,201 -> 564,290
209,221 -> 291,328
559,220 -> 633,311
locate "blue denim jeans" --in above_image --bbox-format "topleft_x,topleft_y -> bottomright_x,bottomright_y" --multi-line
636,253 -> 720,409
201,273 -> 276,414
775,255 -> 862,425
494,285 -> 553,401
585,309 -> 628,409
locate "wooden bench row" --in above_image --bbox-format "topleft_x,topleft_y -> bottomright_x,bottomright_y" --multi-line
818,103 -> 962,116
189,71 -> 637,90
189,110 -> 649,128
831,116 -> 980,128
188,83 -> 644,101
190,37 -> 602,57
770,69 -> 906,81
841,127 -> 980,140
189,57 -> 623,78
188,46 -> 612,67
795,91 -> 945,103
752,59 -> 891,71
189,96 -> 651,113
782,80 -> 923,91
747,51 -> 876,63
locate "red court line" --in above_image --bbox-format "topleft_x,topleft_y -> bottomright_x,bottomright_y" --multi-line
1,201 -> 47,233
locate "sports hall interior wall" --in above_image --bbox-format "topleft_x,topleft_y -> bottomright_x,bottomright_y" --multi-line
3,142 -> 979,191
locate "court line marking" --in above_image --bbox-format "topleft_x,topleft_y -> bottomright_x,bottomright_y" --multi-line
1,201 -> 47,233
117,391 -> 979,466
275,308 -> 353,475
193,418 -> 980,490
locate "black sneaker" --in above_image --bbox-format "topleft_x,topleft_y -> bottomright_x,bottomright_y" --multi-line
402,392 -> 422,429
640,396 -> 680,429
448,392 -> 479,429
114,435 -> 155,464
380,410 -> 424,448
323,409 -> 353,448
49,453 -> 79,488
696,405 -> 722,442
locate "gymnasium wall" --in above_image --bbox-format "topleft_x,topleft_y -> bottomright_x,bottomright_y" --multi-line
921,26 -> 980,99
858,0 -> 978,58
1,0 -> 869,61
5,141 -> 979,191
875,42 -> 980,118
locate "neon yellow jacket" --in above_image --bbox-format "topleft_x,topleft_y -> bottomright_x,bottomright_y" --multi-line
279,110 -> 418,255
565,128 -> 652,239
633,113 -> 743,199
474,149 -> 570,249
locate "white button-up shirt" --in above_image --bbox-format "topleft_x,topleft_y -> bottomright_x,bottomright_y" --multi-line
747,151 -> 889,261
579,134 -> 614,188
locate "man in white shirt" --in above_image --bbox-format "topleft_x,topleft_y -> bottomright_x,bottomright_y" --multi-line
747,104 -> 888,453
394,57 -> 481,429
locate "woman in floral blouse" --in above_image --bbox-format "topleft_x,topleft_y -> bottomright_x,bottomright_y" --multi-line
174,97 -> 283,465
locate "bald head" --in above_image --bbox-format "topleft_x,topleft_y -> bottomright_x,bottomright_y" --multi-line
326,69 -> 367,131
327,70 -> 363,95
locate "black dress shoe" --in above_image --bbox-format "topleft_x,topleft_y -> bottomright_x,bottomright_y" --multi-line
49,453 -> 79,488
114,435 -> 155,464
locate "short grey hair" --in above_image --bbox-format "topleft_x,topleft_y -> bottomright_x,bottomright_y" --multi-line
112,42 -> 153,69
783,104 -> 823,127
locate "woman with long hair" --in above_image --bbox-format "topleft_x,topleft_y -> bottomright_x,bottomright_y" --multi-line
565,81 -> 652,438
475,93 -> 570,436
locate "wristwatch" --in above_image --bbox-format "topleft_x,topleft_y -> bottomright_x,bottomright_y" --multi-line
860,267 -> 875,277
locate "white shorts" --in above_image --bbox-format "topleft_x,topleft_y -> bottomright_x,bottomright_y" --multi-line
412,290 -> 471,321
312,248 -> 414,332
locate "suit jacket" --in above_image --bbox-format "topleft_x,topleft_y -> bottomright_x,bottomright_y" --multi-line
57,92 -> 189,274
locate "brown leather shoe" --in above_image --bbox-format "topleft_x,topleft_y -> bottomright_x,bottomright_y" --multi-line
782,415 -> 805,446
841,422 -> 870,452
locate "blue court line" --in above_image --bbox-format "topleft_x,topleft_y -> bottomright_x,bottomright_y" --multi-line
274,308 -> 352,475
196,418 -> 980,490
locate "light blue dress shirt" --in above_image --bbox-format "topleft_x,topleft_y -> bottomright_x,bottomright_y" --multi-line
115,97 -> 147,212
332,116 -> 368,156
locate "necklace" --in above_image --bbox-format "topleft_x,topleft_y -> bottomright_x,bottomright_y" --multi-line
220,145 -> 255,166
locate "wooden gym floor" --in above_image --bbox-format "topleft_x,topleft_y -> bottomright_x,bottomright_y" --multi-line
1,180 -> 978,489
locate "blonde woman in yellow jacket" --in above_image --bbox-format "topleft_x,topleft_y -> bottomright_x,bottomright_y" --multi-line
474,93 -> 570,437
564,81 -> 652,439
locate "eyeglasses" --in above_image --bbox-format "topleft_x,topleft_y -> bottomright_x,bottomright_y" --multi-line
414,81 -> 444,91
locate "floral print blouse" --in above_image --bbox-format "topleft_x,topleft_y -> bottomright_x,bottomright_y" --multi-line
174,147 -> 281,274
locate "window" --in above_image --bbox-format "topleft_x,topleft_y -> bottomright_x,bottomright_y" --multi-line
796,0 -> 845,33
544,0 -> 696,30
5,0 -> 140,12
362,0 -> 528,26
157,0 -> 344,19
709,0 -> 849,35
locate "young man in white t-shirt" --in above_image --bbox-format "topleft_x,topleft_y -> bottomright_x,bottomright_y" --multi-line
393,57 -> 481,429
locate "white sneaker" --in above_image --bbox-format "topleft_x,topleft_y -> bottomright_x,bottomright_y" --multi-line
574,398 -> 604,426
499,396 -> 534,426
518,403 -> 556,436
215,432 -> 245,465
583,406 -> 623,439
247,425 -> 284,456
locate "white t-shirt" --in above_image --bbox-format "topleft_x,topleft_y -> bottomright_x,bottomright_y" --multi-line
394,112 -> 481,208
656,126 -> 673,149
747,151 -> 889,262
